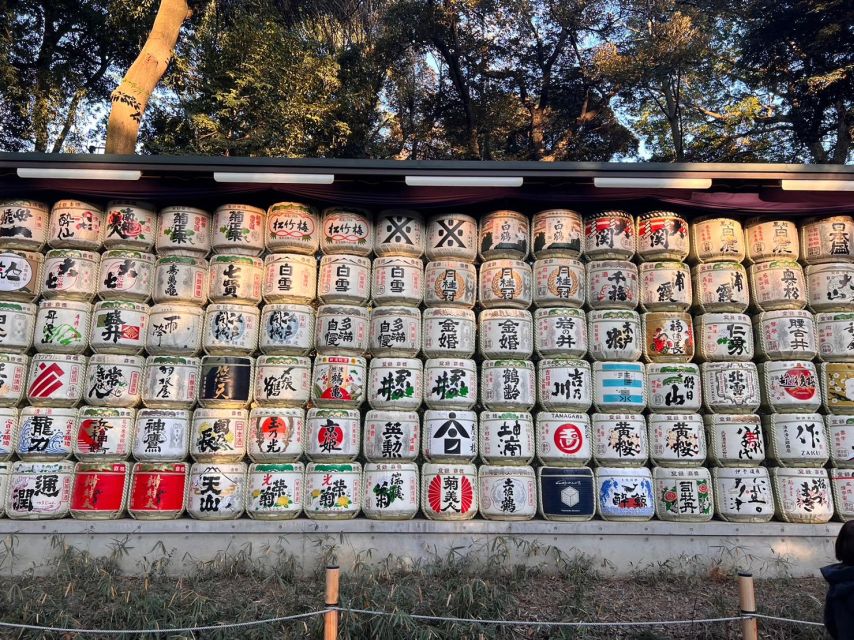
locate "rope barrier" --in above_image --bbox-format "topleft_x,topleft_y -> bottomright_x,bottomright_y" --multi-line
752,613 -> 826,627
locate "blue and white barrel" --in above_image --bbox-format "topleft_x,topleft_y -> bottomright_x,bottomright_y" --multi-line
538,466 -> 595,521
16,406 -> 76,461
592,361 -> 646,413
596,466 -> 654,521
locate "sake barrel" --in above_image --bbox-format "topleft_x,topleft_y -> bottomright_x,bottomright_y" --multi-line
422,410 -> 477,462
531,209 -> 583,259
822,363 -> 854,414
538,466 -> 595,521
479,411 -> 534,465
592,361 -> 646,413
642,311 -> 694,363
534,308 -> 587,359
421,462 -> 477,520
758,360 -> 821,413
646,363 -> 702,413
0,408 -> 18,462
362,462 -> 419,520
48,199 -> 104,250
763,413 -> 829,467
371,256 -> 424,306
586,260 -> 638,310
749,260 -> 807,311
83,354 -> 143,408
211,204 -> 266,256
639,261 -> 692,312
146,303 -> 204,356
536,358 -> 592,412
423,358 -> 477,410
592,413 -> 648,466
0,352 -> 27,407
368,306 -> 421,358
97,250 -> 155,302
596,466 -> 654,521
479,309 -> 533,359
247,407 -> 304,462
532,258 -> 585,308
261,253 -> 317,304
423,261 -> 477,308
133,409 -> 190,462
152,256 -> 209,305
265,202 -> 319,254
103,200 -> 157,251
319,207 -> 373,256
315,304 -> 369,356
422,308 -> 476,358
712,467 -> 774,523
653,467 -> 713,522
34,299 -> 90,354
0,463 -> 8,517
478,259 -> 533,309
90,300 -> 148,355
817,312 -> 854,362
156,206 -> 210,257
827,415 -> 854,468
208,255 -> 263,305
16,406 -> 75,460
364,410 -> 420,462
0,199 -> 49,250
189,408 -> 248,463
583,210 -> 635,260
317,254 -> 371,305
700,361 -> 760,414
830,469 -> 854,522
0,249 -> 42,302
70,461 -> 130,519
636,210 -> 689,262
704,414 -> 765,467
800,215 -> 854,264
688,216 -> 745,263
426,213 -> 478,262
754,310 -> 817,361
141,356 -> 200,409
128,462 -> 188,519
26,353 -> 86,407
806,263 -> 854,312
691,262 -> 750,313
198,356 -> 254,409
187,462 -> 246,520
478,464 -> 536,520
259,303 -> 315,356
480,359 -> 536,412
41,248 -> 99,301
648,414 -> 706,467
253,355 -> 312,407
744,218 -> 799,264
310,355 -> 366,409
304,408 -> 360,462
0,302 -> 36,353
771,467 -> 834,524
479,210 -> 529,261
374,209 -> 425,258
536,412 -> 592,466
695,313 -> 753,362
587,310 -> 642,361
5,460 -> 74,520
304,462 -> 362,520
246,462 -> 304,519
367,357 -> 423,411
74,407 -> 134,460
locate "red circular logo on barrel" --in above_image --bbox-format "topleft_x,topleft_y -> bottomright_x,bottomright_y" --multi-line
778,365 -> 816,400
554,423 -> 583,454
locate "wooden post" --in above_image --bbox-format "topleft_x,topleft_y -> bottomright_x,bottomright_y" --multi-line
738,571 -> 758,640
324,565 -> 340,640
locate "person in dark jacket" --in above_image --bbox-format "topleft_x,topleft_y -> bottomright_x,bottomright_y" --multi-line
823,521 -> 854,640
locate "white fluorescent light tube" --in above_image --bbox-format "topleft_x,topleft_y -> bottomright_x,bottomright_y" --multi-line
781,179 -> 854,192
214,172 -> 335,184
405,175 -> 523,187
17,168 -> 142,181
594,177 -> 712,189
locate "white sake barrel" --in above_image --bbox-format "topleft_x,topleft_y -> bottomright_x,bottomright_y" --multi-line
817,312 -> 854,362
596,466 -> 654,521
642,312 -> 694,363
0,249 -> 42,302
0,199 -> 49,250
688,216 -> 745,263
34,300 -> 90,354
156,206 -> 210,257
587,310 -> 642,361
636,210 -> 689,262
830,469 -> 854,522
639,261 -> 692,312
536,358 -> 592,412
304,462 -> 362,520
478,464 -> 536,520
586,260 -> 638,310
423,358 -> 477,410
592,413 -> 648,466
771,467 -> 834,524
253,355 -> 311,407
800,215 -> 854,264
152,256 -> 209,306
479,411 -> 534,465
41,249 -> 99,301
371,256 -> 424,306
74,407 -> 134,461
374,209 -> 425,258
0,302 -> 36,353
712,467 -> 774,523
478,259 -> 532,309
421,462 -> 477,520
103,200 -> 157,251
534,308 -> 587,359
70,461 -> 130,520
304,408 -> 360,462
479,210 -> 529,261
744,218 -> 799,264
187,462 -> 246,520
48,200 -> 104,250
0,353 -> 27,407
364,410 -> 420,462
754,310 -> 817,361
653,467 -> 714,522
127,462 -> 188,519
592,361 -> 646,413
208,255 -> 263,305
763,413 -> 829,467
26,353 -> 86,407
422,309 -> 476,358
532,257 -> 585,308
141,356 -> 200,409
367,357 -> 423,410
423,260 -> 477,308
646,363 -> 702,413
749,260 -> 807,311
320,207 -> 373,256
704,414 -> 765,467
362,462 -> 419,520
822,363 -> 854,414
265,202 -> 319,254
211,204 -> 266,256
701,361 -> 760,413
315,304 -> 368,356
247,407 -> 303,462
5,460 -> 74,519
259,304 -> 314,356
479,309 -> 533,359
0,408 -> 18,462
90,300 -> 148,355
758,360 -> 820,413
189,408 -> 248,463
827,414 -> 854,468
531,209 -> 583,259
691,262 -> 749,313
261,253 -> 317,304
310,356 -> 366,409
83,354 -> 143,408
422,410 -> 477,462
133,409 -> 190,462
16,406 -> 75,460
317,254 -> 371,305
481,359 -> 535,412
536,412 -> 591,466
97,250 -> 155,301
807,263 -> 854,312
648,414 -> 706,467
247,462 -> 304,519
583,210 -> 635,260
368,306 -> 421,357
146,303 -> 203,356
695,313 -> 754,362
538,466 -> 595,521
426,213 -> 478,262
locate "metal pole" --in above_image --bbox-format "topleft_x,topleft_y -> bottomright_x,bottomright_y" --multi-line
324,565 -> 340,640
738,571 -> 758,640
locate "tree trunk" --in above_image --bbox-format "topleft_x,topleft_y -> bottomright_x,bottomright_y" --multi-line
105,0 -> 192,154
